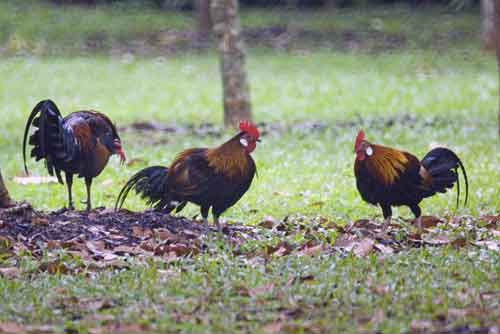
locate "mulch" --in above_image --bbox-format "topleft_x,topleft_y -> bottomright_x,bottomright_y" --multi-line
0,203 -> 260,265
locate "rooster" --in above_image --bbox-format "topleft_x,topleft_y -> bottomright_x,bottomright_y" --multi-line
115,121 -> 260,231
353,130 -> 468,232
23,99 -> 126,211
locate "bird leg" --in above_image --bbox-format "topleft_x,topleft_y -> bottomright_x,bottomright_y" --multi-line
200,206 -> 210,232
381,205 -> 392,232
415,216 -> 423,234
213,213 -> 222,233
409,205 -> 423,234
65,173 -> 75,210
382,217 -> 391,232
83,177 -> 92,211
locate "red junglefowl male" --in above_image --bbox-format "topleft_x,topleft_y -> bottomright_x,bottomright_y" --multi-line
353,130 -> 468,232
115,121 -> 260,231
23,99 -> 126,211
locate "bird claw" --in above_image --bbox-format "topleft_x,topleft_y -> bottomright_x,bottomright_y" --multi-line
80,201 -> 91,212
53,207 -> 70,215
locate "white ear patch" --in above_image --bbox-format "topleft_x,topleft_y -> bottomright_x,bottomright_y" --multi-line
365,146 -> 373,156
240,138 -> 248,147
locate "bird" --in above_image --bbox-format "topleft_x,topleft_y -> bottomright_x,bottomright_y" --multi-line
115,120 -> 260,231
23,99 -> 126,211
353,130 -> 468,232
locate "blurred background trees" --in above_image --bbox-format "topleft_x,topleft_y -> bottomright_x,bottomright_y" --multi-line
211,0 -> 252,127
196,0 -> 212,38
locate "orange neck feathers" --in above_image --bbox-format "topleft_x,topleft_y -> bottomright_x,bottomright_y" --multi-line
206,135 -> 251,178
364,144 -> 410,186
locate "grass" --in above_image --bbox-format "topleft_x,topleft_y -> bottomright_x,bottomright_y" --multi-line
0,2 -> 499,333
1,248 -> 499,333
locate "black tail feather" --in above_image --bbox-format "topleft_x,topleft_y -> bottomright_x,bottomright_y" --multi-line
22,99 -> 63,177
421,147 -> 469,208
115,166 -> 171,211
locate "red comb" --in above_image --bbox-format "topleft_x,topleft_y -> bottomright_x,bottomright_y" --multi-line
239,120 -> 260,139
355,130 -> 365,150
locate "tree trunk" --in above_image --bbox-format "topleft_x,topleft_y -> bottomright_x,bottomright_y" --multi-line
196,0 -> 212,39
211,0 -> 252,128
0,169 -> 13,208
495,0 -> 500,137
323,0 -> 336,9
482,0 -> 495,50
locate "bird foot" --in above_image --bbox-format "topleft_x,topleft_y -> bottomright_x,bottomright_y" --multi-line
66,201 -> 75,211
214,220 -> 223,233
53,207 -> 71,215
199,219 -> 211,233
413,217 -> 423,235
80,201 -> 91,212
375,230 -> 391,240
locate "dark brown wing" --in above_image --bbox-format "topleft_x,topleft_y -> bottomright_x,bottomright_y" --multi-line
355,145 -> 424,206
167,148 -> 221,201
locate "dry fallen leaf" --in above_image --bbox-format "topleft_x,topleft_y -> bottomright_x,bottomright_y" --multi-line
132,226 -> 153,239
297,244 -> 322,257
249,283 -> 274,297
262,321 -> 283,334
423,234 -> 451,246
31,217 -> 49,226
139,240 -> 156,252
0,267 -> 20,279
13,176 -> 58,185
353,238 -> 375,257
42,261 -> 71,275
86,240 -> 106,254
416,216 -> 443,229
89,323 -> 147,334
352,219 -> 380,231
268,242 -> 293,257
0,322 -> 26,334
259,216 -> 277,229
333,234 -> 357,251
113,245 -> 140,255
472,240 -> 500,251
167,243 -> 196,256
153,228 -> 178,241
374,243 -> 394,255
410,319 -> 434,332
480,215 -> 500,229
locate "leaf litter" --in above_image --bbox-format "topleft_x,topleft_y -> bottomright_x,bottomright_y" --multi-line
0,205 -> 497,270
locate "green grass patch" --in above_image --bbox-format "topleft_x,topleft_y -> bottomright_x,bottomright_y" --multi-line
1,247 -> 499,333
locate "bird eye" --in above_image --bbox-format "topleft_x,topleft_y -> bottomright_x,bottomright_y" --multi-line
366,146 -> 373,156
239,138 -> 249,147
